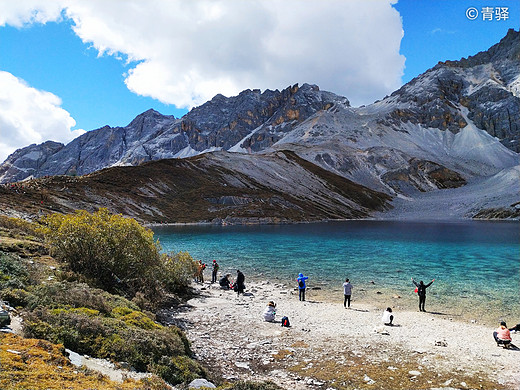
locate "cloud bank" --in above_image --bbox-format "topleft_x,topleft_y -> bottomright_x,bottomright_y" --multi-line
2,0 -> 404,108
0,71 -> 85,162
67,0 -> 405,108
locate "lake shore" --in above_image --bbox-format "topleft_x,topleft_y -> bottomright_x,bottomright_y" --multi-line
171,280 -> 520,390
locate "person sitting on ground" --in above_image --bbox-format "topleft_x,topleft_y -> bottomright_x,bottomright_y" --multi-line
219,274 -> 232,290
493,321 -> 512,348
382,307 -> 394,326
263,301 -> 277,322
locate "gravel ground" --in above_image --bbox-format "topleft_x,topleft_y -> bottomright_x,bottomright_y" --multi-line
169,281 -> 520,390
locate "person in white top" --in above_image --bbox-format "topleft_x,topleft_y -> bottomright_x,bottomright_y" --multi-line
382,307 -> 394,326
343,278 -> 353,308
263,301 -> 276,322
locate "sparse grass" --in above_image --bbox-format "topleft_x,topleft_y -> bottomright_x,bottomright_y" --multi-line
216,381 -> 284,390
290,341 -> 309,348
287,355 -> 506,390
271,349 -> 294,360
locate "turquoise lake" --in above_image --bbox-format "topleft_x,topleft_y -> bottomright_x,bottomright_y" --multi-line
153,220 -> 520,325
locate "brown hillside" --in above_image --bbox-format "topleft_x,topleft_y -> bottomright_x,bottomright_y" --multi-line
0,151 -> 391,224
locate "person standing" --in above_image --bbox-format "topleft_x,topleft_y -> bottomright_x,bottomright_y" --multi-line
411,277 -> 435,312
343,278 -> 353,308
211,260 -> 219,283
235,269 -> 245,295
296,273 -> 309,301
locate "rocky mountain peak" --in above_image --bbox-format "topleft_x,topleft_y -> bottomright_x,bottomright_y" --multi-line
128,108 -> 175,127
381,29 -> 519,151
0,30 -> 517,186
441,28 -> 519,69
0,140 -> 64,183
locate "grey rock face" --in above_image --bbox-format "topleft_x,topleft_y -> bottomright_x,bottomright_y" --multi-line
0,141 -> 64,183
382,29 -> 520,151
0,84 -> 348,183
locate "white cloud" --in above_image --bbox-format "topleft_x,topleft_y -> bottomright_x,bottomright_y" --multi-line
0,71 -> 85,162
1,0 -> 405,110
3,0 -> 404,109
64,0 -> 405,108
0,1 -> 64,27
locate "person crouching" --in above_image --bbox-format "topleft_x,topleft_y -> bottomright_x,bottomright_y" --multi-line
263,301 -> 277,322
493,321 -> 512,348
382,307 -> 394,326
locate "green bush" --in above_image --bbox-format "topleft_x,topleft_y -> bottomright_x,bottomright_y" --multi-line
39,209 -> 199,302
0,252 -> 31,290
151,355 -> 206,385
40,209 -> 162,298
0,287 -> 32,307
26,282 -> 140,314
22,287 -> 201,384
161,251 -> 199,294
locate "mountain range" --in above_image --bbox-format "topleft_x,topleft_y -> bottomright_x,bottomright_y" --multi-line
1,29 -> 519,222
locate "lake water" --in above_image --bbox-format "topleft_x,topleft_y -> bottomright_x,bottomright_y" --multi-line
153,220 -> 519,325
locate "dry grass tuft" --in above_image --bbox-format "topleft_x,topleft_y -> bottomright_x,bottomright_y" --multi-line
0,333 -> 167,390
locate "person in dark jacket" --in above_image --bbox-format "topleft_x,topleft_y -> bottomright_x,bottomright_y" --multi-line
412,277 -> 435,312
235,269 -> 245,295
211,260 -> 219,283
219,274 -> 231,289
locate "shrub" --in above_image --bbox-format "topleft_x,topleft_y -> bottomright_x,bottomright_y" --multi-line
40,209 -> 162,298
39,209 -> 198,302
161,251 -> 199,294
151,355 -> 206,385
0,252 -> 31,290
27,282 -> 140,314
0,288 -> 32,307
22,292 -> 201,384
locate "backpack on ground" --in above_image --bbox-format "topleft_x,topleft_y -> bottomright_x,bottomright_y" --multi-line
281,316 -> 290,327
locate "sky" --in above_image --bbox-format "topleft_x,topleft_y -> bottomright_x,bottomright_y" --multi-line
0,0 -> 518,163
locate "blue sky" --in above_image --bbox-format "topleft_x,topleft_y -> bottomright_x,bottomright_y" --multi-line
0,0 -> 518,162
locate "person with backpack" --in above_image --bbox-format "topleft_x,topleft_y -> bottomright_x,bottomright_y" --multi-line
296,273 -> 308,301
343,278 -> 353,308
411,277 -> 435,312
